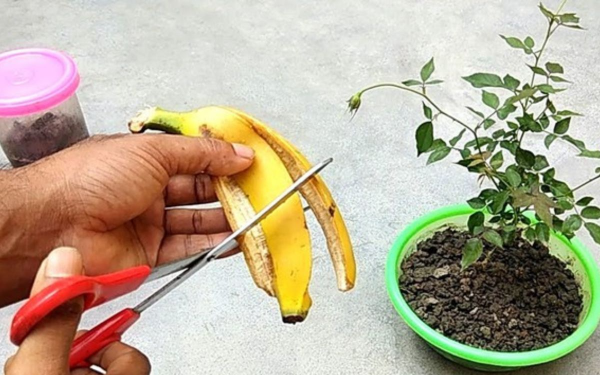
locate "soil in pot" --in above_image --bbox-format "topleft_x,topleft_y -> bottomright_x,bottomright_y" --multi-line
399,228 -> 583,352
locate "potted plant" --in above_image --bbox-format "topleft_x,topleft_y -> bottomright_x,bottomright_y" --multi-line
347,1 -> 600,372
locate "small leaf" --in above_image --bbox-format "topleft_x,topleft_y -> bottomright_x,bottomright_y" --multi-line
524,36 -> 535,48
516,148 -> 536,169
420,58 -> 435,82
539,114 -> 550,129
501,140 -> 518,155
504,88 -> 537,105
557,110 -> 582,117
563,135 -> 586,151
579,150 -> 600,159
468,212 -> 485,234
497,104 -> 517,120
596,167 -> 600,174
538,84 -> 564,94
483,119 -> 496,130
503,74 -> 521,91
483,230 -> 504,248
536,222 -> 550,244
585,223 -> 600,245
402,79 -> 422,87
426,79 -> 444,85
529,65 -> 548,76
545,62 -> 564,74
490,191 -> 510,214
500,35 -> 526,50
427,139 -> 447,152
557,199 -> 574,210
559,13 -> 580,24
490,151 -> 504,169
492,129 -> 505,139
506,168 -> 522,187
576,197 -> 594,206
582,206 -> 600,220
460,148 -> 471,159
538,3 -> 555,20
423,102 -> 433,120
466,106 -> 484,118
508,122 -> 519,130
544,134 -> 557,149
563,215 -> 583,233
427,147 -> 452,164
482,90 -> 500,109
533,155 -> 549,171
450,129 -> 466,146
525,227 -> 537,243
550,76 -> 571,83
416,122 -> 434,156
463,73 -> 505,89
467,197 -> 486,209
562,24 -> 584,30
554,117 -> 571,134
461,238 -> 483,271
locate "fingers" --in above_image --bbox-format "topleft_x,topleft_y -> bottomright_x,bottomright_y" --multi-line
165,208 -> 230,235
157,233 -> 240,265
165,174 -> 217,206
71,338 -> 151,375
6,247 -> 85,374
137,134 -> 254,177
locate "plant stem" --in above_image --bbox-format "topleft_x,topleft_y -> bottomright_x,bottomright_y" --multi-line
572,174 -> 600,193
525,21 -> 554,109
556,0 -> 568,14
358,83 -> 476,135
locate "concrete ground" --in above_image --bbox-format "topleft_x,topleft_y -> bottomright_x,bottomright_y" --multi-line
1,0 -> 600,374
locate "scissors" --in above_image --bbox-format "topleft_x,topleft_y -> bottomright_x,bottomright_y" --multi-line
9,157 -> 333,369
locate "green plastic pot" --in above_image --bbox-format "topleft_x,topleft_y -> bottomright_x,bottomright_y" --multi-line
385,204 -> 600,372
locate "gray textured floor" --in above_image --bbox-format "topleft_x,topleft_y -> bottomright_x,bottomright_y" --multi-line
1,0 -> 600,374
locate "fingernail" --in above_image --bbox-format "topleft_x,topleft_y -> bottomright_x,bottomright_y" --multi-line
45,247 -> 81,278
232,143 -> 254,160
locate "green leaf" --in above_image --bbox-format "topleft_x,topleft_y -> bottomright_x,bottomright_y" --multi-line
500,35 -> 526,50
596,167 -> 600,174
482,90 -> 500,109
539,114 -> 550,129
529,65 -> 548,76
538,84 -> 564,94
582,206 -> 600,220
563,135 -> 586,151
563,215 -> 583,233
468,212 -> 485,234
544,134 -> 557,149
490,151 -> 504,169
465,137 -> 493,149
545,62 -> 564,74
516,148 -> 536,169
504,88 -> 537,105
463,73 -> 505,89
507,122 -> 519,130
503,74 -> 520,91
559,13 -> 580,24
426,79 -> 444,85
402,79 -> 422,87
534,155 -> 549,171
492,129 -> 505,139
550,75 -> 571,83
539,3 -> 555,20
466,106 -> 484,118
490,191 -> 510,214
536,222 -> 550,244
525,227 -> 537,243
579,150 -> 600,159
416,122 -> 434,156
506,168 -> 522,187
483,230 -> 504,248
563,24 -> 584,30
554,117 -> 571,134
420,58 -> 435,82
423,102 -> 433,120
557,110 -> 582,117
585,222 -> 600,245
500,140 -> 518,155
483,119 -> 496,130
467,197 -> 486,209
427,147 -> 451,164
460,148 -> 471,159
497,104 -> 517,120
524,36 -> 535,48
450,129 -> 466,146
462,238 -> 483,271
557,199 -> 574,210
427,139 -> 447,152
577,197 -> 594,206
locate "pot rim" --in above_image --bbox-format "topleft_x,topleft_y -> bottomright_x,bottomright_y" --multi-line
385,203 -> 600,367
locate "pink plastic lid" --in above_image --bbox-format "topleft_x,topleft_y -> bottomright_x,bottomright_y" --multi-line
0,48 -> 80,117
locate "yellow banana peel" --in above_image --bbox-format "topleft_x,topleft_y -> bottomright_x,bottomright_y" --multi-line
128,105 -> 355,323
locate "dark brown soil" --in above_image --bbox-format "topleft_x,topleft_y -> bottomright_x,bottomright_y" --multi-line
399,228 -> 583,352
1,112 -> 88,167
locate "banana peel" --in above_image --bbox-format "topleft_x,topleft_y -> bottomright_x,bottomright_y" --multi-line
128,105 -> 355,323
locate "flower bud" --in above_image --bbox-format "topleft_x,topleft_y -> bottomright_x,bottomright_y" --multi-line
347,93 -> 362,114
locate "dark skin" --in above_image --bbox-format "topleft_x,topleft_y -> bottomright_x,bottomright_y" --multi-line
0,133 -> 255,373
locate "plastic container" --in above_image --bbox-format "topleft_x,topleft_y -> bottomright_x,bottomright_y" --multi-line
0,48 -> 89,167
385,204 -> 600,372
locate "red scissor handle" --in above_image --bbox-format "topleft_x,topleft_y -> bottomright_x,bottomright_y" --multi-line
69,308 -> 141,369
10,265 -> 151,345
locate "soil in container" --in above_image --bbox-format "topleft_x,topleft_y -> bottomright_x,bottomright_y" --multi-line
1,112 -> 89,167
399,228 -> 583,352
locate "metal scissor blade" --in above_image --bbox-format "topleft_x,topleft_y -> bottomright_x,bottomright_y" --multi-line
134,157 -> 333,313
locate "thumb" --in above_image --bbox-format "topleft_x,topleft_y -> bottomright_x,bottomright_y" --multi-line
10,247 -> 85,373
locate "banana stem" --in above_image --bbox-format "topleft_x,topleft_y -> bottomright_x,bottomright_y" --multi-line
128,107 -> 186,134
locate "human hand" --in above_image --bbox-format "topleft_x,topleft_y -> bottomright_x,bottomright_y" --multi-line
5,246 -> 151,375
0,133 -> 254,306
